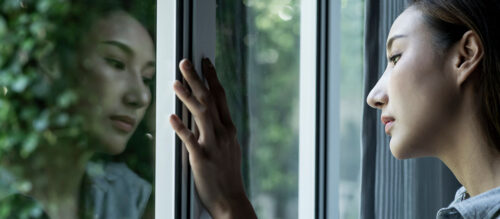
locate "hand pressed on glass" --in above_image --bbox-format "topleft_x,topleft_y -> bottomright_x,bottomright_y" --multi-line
170,58 -> 257,219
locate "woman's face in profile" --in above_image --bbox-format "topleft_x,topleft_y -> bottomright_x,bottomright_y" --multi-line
367,7 -> 460,159
77,11 -> 155,155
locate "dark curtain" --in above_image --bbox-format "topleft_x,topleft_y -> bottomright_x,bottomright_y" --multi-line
360,1 -> 461,218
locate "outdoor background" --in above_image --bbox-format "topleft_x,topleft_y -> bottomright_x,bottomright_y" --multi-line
215,0 -> 365,218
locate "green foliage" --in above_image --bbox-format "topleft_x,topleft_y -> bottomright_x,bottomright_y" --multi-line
217,0 -> 300,218
0,0 -> 84,216
0,194 -> 48,219
218,0 -> 365,218
0,0 -> 156,217
0,0 -> 83,160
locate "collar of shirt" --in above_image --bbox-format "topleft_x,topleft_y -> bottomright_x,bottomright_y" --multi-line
437,186 -> 500,219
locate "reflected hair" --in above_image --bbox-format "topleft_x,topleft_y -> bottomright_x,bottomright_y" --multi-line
409,0 -> 500,151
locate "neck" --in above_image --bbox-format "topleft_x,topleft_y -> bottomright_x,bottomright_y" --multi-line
6,144 -> 94,219
437,90 -> 500,197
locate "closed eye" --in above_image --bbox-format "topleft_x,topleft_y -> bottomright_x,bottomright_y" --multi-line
104,57 -> 125,70
142,76 -> 154,86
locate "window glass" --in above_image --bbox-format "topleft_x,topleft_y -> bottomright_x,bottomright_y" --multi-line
216,0 -> 300,218
0,0 -> 156,218
339,0 -> 364,218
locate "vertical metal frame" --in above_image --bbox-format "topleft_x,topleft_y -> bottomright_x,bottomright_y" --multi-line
190,0 -> 216,218
156,0 -> 179,218
298,0 -> 318,218
301,0 -> 342,218
326,0 -> 342,218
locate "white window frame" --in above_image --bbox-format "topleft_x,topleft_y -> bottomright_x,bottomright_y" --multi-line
156,0 -> 179,218
299,0 -> 318,218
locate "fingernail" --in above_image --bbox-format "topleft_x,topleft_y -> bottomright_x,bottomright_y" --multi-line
183,60 -> 192,70
202,57 -> 208,67
173,81 -> 186,94
206,58 -> 214,68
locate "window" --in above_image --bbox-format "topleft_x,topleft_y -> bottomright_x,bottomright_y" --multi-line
1,0 -> 366,218
184,0 -> 365,218
216,0 -> 301,218
338,0 -> 364,218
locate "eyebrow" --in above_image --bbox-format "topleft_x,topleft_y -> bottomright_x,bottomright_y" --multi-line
101,40 -> 156,71
100,40 -> 133,55
386,34 -> 407,51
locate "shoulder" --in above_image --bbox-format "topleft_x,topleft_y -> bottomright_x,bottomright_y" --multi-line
86,161 -> 151,191
83,161 -> 152,218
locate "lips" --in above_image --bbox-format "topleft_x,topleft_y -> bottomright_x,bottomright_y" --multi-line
381,115 -> 395,135
110,115 -> 137,133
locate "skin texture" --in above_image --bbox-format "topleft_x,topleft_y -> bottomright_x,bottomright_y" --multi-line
367,7 -> 460,159
13,11 -> 155,219
171,5 -> 500,218
78,11 -> 155,155
170,59 -> 256,219
367,7 -> 500,197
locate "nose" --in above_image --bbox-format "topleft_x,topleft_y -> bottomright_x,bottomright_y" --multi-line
123,74 -> 150,109
366,72 -> 389,109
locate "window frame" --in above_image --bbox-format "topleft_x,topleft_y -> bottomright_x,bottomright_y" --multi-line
298,0 -> 319,217
163,0 -> 348,218
155,0 -> 181,218
316,0 -> 343,218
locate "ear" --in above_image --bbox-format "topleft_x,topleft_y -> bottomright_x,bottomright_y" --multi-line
452,30 -> 484,86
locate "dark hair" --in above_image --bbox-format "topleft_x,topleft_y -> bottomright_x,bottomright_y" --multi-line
409,0 -> 500,151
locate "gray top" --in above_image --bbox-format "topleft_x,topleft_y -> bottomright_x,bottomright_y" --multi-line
436,186 -> 500,219
0,162 -> 151,219
81,162 -> 152,219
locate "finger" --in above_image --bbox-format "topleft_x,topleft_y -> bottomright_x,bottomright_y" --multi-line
179,59 -> 212,106
180,59 -> 222,132
201,58 -> 235,130
169,114 -> 200,157
193,120 -> 200,140
173,80 -> 215,140
201,58 -> 226,133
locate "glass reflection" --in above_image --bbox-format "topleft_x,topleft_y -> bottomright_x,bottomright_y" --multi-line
0,0 -> 156,218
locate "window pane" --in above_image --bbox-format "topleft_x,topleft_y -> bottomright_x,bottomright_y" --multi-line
0,0 -> 156,218
216,0 -> 300,218
339,0 -> 364,218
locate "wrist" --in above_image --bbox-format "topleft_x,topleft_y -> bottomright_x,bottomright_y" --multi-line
211,194 -> 256,219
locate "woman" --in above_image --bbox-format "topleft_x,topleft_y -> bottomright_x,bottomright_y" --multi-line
0,5 -> 155,219
76,10 -> 155,219
169,0 -> 500,218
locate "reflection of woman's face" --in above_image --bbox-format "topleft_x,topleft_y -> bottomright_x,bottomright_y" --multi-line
77,11 -> 155,155
367,7 -> 460,159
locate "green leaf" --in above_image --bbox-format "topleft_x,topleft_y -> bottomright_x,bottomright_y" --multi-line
0,15 -> 7,36
11,75 -> 30,93
32,110 -> 49,131
21,133 -> 39,158
56,90 -> 77,108
0,99 -> 10,120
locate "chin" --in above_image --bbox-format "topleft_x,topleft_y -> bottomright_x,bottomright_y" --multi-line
98,136 -> 128,155
389,136 -> 417,160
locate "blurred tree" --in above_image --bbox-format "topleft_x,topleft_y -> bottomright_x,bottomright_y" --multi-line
216,0 -> 365,218
216,0 -> 300,218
